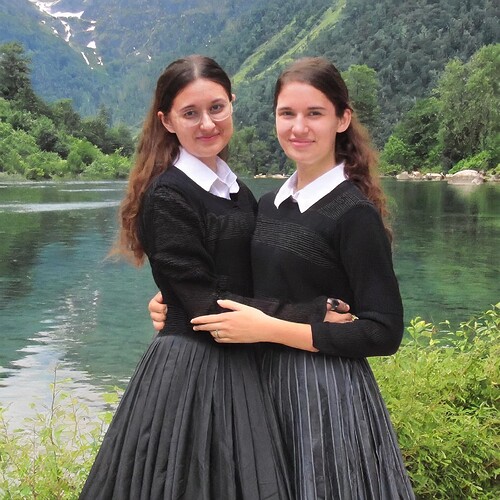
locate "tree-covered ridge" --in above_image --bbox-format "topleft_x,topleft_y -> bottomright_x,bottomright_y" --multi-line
219,0 -> 499,140
0,42 -> 134,180
381,44 -> 499,176
2,0 -> 497,130
232,1 -> 347,85
1,39 -> 498,180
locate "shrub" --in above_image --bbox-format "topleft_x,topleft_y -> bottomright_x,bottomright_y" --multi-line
448,150 -> 493,175
83,151 -> 131,179
66,139 -> 102,176
25,151 -> 67,180
0,373 -> 120,499
370,303 -> 499,498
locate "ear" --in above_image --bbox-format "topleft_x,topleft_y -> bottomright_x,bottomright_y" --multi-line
158,111 -> 175,134
231,93 -> 236,102
337,108 -> 352,133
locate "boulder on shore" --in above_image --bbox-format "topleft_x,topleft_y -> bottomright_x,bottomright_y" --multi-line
447,169 -> 485,185
396,171 -> 412,180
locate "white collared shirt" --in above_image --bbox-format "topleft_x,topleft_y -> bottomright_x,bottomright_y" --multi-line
274,162 -> 346,213
174,148 -> 240,199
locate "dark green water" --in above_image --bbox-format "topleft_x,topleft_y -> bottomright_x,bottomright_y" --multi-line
0,179 -> 498,415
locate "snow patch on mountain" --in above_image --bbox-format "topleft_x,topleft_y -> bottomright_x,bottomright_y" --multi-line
28,0 -> 101,67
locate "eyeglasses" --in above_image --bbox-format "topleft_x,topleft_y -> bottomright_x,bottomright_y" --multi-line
173,101 -> 233,127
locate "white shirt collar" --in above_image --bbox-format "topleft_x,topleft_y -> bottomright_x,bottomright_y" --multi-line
274,162 -> 346,213
174,148 -> 240,199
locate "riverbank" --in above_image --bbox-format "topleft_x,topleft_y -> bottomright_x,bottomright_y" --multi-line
395,168 -> 500,184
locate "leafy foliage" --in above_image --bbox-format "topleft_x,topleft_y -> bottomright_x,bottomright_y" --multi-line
0,43 -> 134,180
371,304 -> 500,498
0,372 -> 120,499
382,44 -> 499,174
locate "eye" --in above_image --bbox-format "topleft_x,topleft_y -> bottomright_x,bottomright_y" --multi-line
278,110 -> 294,117
309,110 -> 323,117
211,103 -> 224,113
183,109 -> 199,120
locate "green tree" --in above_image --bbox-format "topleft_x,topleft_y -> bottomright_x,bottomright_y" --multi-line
342,65 -> 381,137
67,138 -> 102,175
106,124 -> 136,157
50,99 -> 82,136
0,42 -> 31,101
437,44 -> 500,170
0,42 -> 47,115
382,97 -> 442,173
380,135 -> 416,174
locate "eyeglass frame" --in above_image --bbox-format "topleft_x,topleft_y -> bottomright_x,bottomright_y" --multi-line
170,101 -> 233,127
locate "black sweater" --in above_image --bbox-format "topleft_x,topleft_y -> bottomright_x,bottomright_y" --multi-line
138,167 -> 326,329
252,180 -> 404,358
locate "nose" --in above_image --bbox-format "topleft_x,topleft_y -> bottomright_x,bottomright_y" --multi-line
199,111 -> 216,129
292,115 -> 308,134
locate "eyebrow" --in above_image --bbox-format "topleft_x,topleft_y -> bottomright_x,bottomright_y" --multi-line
276,105 -> 327,112
178,98 -> 227,112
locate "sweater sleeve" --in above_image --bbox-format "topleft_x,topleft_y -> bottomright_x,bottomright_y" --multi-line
144,185 -> 327,322
311,205 -> 404,358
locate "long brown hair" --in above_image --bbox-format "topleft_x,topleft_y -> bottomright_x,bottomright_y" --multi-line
114,55 -> 233,265
274,57 -> 391,237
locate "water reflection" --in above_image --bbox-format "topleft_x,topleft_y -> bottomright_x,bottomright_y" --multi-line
0,179 -> 498,421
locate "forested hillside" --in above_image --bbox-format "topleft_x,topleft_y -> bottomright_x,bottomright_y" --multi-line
2,0 -> 497,125
0,0 -> 107,115
0,0 -> 498,178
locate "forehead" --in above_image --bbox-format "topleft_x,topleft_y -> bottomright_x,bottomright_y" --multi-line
276,81 -> 330,107
173,78 -> 228,108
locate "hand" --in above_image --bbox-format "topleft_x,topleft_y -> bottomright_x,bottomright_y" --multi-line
325,298 -> 353,323
326,298 -> 350,313
191,299 -> 270,344
148,291 -> 167,331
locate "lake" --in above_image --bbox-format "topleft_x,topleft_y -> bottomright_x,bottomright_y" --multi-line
0,178 -> 499,420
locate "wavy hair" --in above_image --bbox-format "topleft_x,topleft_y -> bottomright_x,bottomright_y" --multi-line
113,55 -> 233,265
274,57 -> 391,238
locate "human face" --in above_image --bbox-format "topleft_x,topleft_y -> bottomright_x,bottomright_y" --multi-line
275,81 -> 351,178
159,79 -> 234,171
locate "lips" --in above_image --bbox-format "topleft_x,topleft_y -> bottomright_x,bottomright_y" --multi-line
197,133 -> 220,141
290,138 -> 314,147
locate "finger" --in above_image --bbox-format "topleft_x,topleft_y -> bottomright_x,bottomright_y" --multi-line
216,299 -> 246,311
324,311 -> 354,323
149,299 -> 166,314
330,299 -> 350,313
193,322 -> 222,332
152,320 -> 164,331
209,329 -> 226,342
191,313 -> 228,325
150,311 -> 166,321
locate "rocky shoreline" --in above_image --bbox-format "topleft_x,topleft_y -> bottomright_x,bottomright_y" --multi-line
395,169 -> 499,184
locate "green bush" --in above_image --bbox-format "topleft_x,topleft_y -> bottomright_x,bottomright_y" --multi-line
370,303 -> 499,498
448,150 -> 493,175
66,139 -> 102,176
25,151 -> 67,180
0,374 -> 120,499
83,151 -> 131,179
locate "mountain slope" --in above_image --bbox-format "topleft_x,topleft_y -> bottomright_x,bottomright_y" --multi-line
1,0 -> 498,134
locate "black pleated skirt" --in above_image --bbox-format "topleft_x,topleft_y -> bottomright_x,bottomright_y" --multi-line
260,347 -> 415,500
80,329 -> 292,500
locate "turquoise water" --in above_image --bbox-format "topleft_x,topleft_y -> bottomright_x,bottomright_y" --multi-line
0,179 -> 498,416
